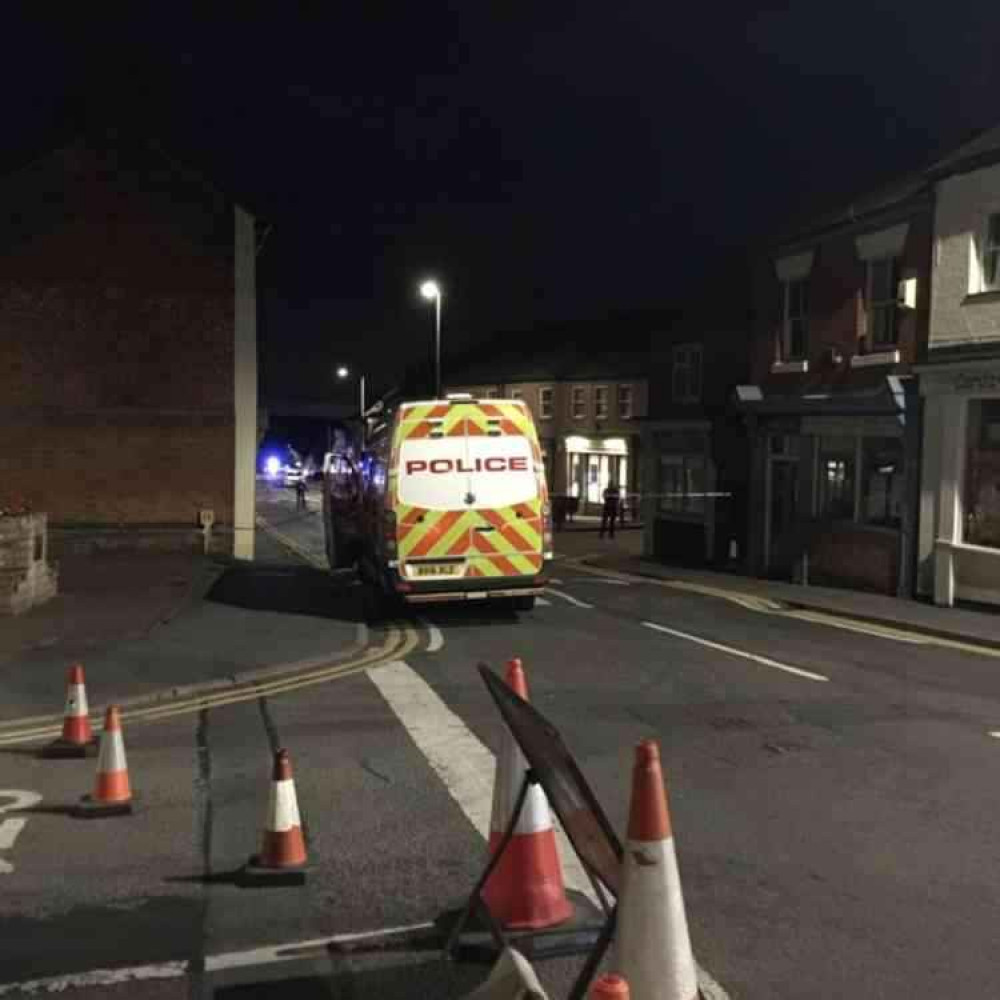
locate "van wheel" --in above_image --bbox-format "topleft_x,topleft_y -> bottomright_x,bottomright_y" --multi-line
512,595 -> 536,612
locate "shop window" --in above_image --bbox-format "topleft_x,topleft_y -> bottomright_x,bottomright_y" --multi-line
817,436 -> 855,518
965,399 -> 1000,549
861,437 -> 904,528
659,454 -> 706,515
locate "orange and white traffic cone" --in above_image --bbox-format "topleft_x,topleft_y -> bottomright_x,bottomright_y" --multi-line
614,740 -> 698,1000
482,658 -> 572,930
43,664 -> 97,758
590,974 -> 630,999
75,706 -> 133,817
242,748 -> 308,885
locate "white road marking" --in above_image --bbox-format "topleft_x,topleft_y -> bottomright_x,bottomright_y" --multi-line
641,621 -> 829,683
205,922 -> 436,973
0,819 -> 27,851
536,597 -> 552,607
367,660 -> 729,999
544,588 -> 594,609
418,617 -> 445,652
0,961 -> 189,995
570,576 -> 629,586
0,790 -> 41,876
990,731 -> 1000,739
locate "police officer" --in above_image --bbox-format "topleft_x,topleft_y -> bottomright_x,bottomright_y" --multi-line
600,482 -> 621,539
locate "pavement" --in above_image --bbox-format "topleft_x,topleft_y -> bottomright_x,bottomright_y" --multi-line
2,483 -> 1000,998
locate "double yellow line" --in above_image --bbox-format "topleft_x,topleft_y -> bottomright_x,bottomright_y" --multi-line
0,621 -> 420,748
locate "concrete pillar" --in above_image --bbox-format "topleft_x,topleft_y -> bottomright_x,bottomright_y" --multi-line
233,206 -> 258,561
917,394 -> 943,596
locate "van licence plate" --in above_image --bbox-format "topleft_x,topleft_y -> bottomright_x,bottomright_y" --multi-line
413,563 -> 457,577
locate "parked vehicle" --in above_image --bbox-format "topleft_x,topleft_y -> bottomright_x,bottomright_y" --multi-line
323,395 -> 553,610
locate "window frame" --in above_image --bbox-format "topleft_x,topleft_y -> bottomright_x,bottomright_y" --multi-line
618,384 -> 633,420
594,385 -> 609,420
509,387 -> 523,401
781,277 -> 809,361
866,256 -> 900,349
570,385 -> 587,420
982,214 -> 1000,292
538,385 -> 554,420
672,344 -> 703,404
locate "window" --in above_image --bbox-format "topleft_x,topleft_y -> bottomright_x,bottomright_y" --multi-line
781,278 -> 808,360
510,388 -> 523,401
861,437 -> 904,528
594,386 -> 608,420
618,384 -> 633,420
817,436 -> 856,518
965,399 -> 1000,549
866,257 -> 899,348
982,214 -> 1000,292
539,386 -> 553,420
658,454 -> 706,515
672,345 -> 702,403
484,388 -> 499,399
571,386 -> 587,419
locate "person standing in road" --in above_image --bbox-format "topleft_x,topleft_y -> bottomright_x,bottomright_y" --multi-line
600,482 -> 621,539
295,476 -> 307,511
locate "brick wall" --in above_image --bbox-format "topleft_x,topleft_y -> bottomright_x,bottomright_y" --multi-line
0,141 -> 235,531
751,207 -> 932,389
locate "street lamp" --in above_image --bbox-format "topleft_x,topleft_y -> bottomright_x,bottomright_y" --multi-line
419,279 -> 442,397
337,365 -> 367,446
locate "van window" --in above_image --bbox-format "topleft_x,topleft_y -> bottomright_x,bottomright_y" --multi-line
397,434 -> 538,510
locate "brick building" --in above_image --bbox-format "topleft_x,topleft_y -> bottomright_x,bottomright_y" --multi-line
444,322 -> 649,514
641,284 -> 753,567
0,133 -> 259,558
736,175 -> 933,595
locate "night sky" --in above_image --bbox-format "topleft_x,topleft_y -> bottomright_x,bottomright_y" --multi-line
4,6 -> 998,406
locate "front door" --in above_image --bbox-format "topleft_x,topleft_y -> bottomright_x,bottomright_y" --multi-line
767,457 -> 800,578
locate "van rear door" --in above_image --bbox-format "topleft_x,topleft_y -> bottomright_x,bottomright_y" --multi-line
394,402 -> 544,582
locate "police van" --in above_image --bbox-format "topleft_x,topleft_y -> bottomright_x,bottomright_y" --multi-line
323,394 -> 553,610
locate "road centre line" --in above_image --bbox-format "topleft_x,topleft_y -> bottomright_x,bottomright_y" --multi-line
641,621 -> 829,683
544,587 -> 594,609
366,659 -> 730,1000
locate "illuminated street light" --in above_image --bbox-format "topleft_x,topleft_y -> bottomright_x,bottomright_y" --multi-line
419,279 -> 443,397
337,365 -> 367,445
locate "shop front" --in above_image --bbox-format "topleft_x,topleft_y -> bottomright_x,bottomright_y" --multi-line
740,380 -> 919,596
563,434 -> 633,515
918,360 -> 1000,607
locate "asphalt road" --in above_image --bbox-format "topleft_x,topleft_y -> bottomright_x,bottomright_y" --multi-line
1,482 -> 999,998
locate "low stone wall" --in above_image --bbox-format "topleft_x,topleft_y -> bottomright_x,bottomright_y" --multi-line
0,513 -> 58,615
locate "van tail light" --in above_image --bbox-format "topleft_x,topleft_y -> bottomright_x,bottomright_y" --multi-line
542,501 -> 554,559
384,509 -> 398,559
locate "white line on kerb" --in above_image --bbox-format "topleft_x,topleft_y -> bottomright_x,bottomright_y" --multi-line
544,587 -> 593,609
642,621 -> 829,683
418,617 -> 445,652
366,660 -> 730,1000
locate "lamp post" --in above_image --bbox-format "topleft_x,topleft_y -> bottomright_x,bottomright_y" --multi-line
337,365 -> 366,446
419,279 -> 442,397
